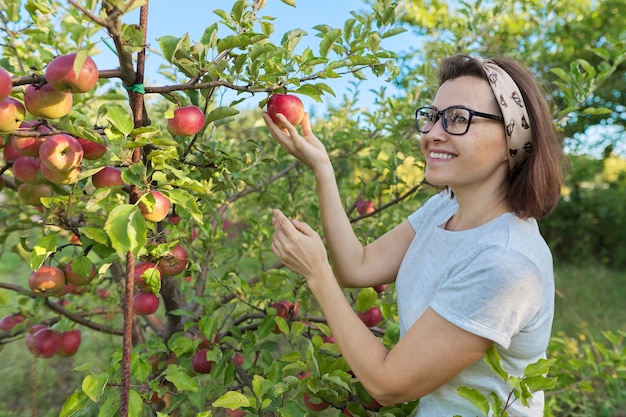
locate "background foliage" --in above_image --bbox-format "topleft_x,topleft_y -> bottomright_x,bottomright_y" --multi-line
0,0 -> 624,416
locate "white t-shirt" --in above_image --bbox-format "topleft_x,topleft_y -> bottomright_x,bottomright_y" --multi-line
396,191 -> 554,416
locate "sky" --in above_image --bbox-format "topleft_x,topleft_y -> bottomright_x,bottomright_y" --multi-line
90,0 -> 414,115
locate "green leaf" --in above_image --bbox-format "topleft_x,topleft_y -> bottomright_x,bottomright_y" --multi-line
281,29 -> 307,52
104,204 -> 147,259
524,358 -> 556,377
165,365 -> 199,392
30,234 -> 58,270
355,287 -> 377,312
213,391 -> 251,409
457,386 -> 490,415
128,389 -> 144,417
319,29 -> 343,58
59,391 -> 89,417
484,345 -> 509,380
98,397 -> 119,417
161,189 -> 204,224
98,103 -> 134,136
206,106 -> 240,124
79,227 -> 109,245
82,373 -> 109,403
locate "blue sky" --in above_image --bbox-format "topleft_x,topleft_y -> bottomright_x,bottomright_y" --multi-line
91,0 -> 412,114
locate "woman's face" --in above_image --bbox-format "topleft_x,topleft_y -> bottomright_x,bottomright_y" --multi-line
420,75 -> 508,192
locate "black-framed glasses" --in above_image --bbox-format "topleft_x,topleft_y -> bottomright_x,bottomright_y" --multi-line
415,105 -> 504,136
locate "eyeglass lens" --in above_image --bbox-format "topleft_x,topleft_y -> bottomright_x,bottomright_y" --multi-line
416,107 -> 471,135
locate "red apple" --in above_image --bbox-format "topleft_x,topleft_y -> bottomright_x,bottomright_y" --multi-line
32,328 -> 62,358
38,133 -> 83,173
28,265 -> 66,295
3,138 -> 22,162
266,94 -> 304,128
303,393 -> 329,412
91,166 -> 123,188
372,284 -> 388,294
357,200 -> 375,215
12,156 -> 44,184
133,292 -> 160,315
76,137 -> 107,160
64,258 -> 97,286
226,409 -> 247,417
296,370 -> 311,380
167,105 -> 205,136
10,121 -> 51,157
40,163 -> 81,184
156,244 -> 188,276
45,53 -> 99,93
192,348 -> 214,374
0,313 -> 24,331
139,190 -> 170,223
0,66 -> 12,101
357,306 -> 382,328
97,288 -> 110,299
17,182 -> 53,206
0,97 -> 26,133
24,83 -> 73,119
25,324 -> 48,353
232,353 -> 244,367
134,262 -> 161,292
57,329 -> 81,357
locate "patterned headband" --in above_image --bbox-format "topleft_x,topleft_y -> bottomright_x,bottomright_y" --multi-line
476,57 -> 533,171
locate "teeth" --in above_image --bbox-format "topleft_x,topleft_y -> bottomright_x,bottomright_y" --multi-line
430,152 -> 455,160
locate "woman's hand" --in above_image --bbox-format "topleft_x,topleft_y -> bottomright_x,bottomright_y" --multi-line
262,111 -> 331,174
271,209 -> 331,283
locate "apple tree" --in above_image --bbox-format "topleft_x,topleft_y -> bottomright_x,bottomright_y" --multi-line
0,0 -> 423,416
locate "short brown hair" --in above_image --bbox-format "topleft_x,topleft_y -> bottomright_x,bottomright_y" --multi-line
438,54 -> 565,219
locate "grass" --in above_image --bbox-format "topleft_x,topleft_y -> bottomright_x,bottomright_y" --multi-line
552,262 -> 626,339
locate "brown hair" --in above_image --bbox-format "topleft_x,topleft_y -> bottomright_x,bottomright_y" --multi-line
438,54 -> 564,219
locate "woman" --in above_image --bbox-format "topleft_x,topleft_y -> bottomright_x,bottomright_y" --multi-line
264,54 -> 564,416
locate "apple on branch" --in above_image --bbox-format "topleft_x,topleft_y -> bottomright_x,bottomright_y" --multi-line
0,66 -> 12,101
57,329 -> 82,357
12,156 -> 44,184
45,52 -> 99,93
357,306 -> 383,328
38,133 -> 83,173
139,190 -> 170,223
133,291 -> 160,315
134,261 -> 162,292
192,348 -> 214,374
0,97 -> 26,133
24,83 -> 73,119
10,120 -> 51,157
156,244 -> 189,276
2,138 -> 22,162
28,265 -> 66,295
76,136 -> 107,160
167,105 -> 205,136
30,327 -> 62,359
64,258 -> 97,286
266,94 -> 305,129
303,393 -> 329,412
91,166 -> 124,188
0,313 -> 24,331
17,182 -> 53,206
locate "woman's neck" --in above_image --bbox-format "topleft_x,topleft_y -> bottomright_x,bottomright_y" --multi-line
446,186 -> 510,231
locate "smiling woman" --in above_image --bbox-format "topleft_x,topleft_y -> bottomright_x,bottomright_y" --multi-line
263,53 -> 565,416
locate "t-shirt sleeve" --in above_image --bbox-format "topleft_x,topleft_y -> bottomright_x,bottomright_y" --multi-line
429,247 -> 543,349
